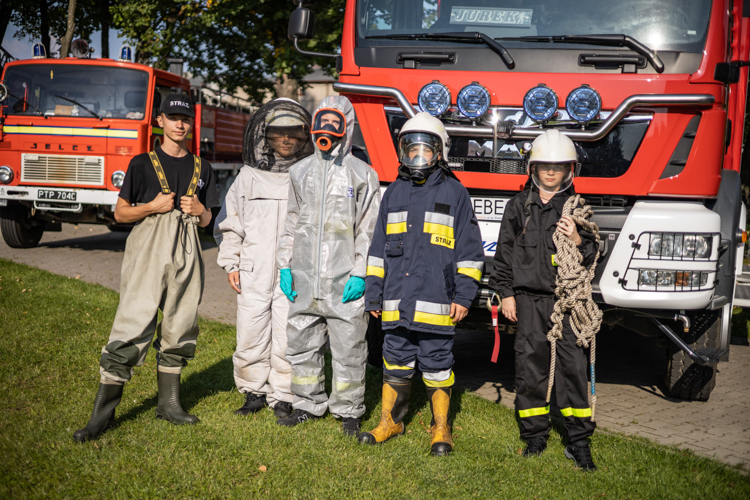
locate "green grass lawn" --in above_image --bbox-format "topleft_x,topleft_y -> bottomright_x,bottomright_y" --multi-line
1,259 -> 748,499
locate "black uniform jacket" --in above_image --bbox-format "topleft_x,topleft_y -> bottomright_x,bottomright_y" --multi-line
488,186 -> 597,298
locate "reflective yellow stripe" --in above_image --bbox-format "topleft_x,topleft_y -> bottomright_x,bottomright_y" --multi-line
383,358 -> 413,371
518,406 -> 550,418
414,311 -> 455,327
381,310 -> 400,322
551,254 -> 558,267
4,125 -> 138,139
560,407 -> 592,418
458,267 -> 482,281
386,222 -> 407,234
366,265 -> 385,278
423,371 -> 455,388
291,375 -> 321,385
423,222 -> 454,239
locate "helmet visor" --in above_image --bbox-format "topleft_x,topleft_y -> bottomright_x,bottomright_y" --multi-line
530,162 -> 574,194
399,132 -> 441,168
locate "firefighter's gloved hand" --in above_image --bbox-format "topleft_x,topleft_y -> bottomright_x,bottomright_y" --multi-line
342,276 -> 366,303
280,268 -> 297,302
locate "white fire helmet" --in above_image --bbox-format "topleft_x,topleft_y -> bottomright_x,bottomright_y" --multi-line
527,129 -> 578,194
398,112 -> 451,180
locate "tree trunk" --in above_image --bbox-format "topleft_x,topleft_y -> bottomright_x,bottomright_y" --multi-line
275,73 -> 300,101
39,0 -> 51,58
59,0 -> 77,59
100,0 -> 110,59
0,0 -> 13,47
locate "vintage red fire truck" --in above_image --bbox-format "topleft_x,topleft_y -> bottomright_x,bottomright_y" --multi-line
0,42 -> 248,246
289,0 -> 750,400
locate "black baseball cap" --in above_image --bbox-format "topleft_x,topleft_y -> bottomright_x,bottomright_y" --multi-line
160,93 -> 195,118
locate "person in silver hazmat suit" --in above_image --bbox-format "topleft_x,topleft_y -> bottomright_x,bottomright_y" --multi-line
214,98 -> 314,418
276,96 -> 380,436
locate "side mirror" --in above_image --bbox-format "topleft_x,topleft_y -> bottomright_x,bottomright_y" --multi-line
0,83 -> 7,102
715,62 -> 740,84
288,7 -> 315,41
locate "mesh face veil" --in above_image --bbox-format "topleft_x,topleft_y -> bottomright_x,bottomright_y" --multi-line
311,108 -> 346,152
265,109 -> 309,157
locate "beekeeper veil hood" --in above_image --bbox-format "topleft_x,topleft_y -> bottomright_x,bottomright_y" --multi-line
242,98 -> 313,173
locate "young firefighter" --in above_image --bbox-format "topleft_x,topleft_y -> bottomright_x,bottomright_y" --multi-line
488,130 -> 598,471
73,94 -> 218,442
214,99 -> 313,418
358,112 -> 484,456
275,96 -> 380,436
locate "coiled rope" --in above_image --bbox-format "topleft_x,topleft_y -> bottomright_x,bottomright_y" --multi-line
547,195 -> 603,420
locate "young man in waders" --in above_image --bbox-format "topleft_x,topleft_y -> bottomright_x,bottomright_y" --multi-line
73,94 -> 218,442
488,130 -> 598,471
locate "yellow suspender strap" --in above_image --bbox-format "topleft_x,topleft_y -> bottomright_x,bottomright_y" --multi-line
147,152 -> 202,197
148,151 -> 171,195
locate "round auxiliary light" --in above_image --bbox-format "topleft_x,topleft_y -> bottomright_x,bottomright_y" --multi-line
418,81 -> 451,116
566,85 -> 602,123
457,82 -> 491,119
111,171 -> 126,189
523,84 -> 558,123
0,166 -> 13,184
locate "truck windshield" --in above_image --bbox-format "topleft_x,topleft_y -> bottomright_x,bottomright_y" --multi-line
1,64 -> 149,120
358,0 -> 712,53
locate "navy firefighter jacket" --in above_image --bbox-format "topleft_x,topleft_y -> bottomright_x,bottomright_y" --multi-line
364,168 -> 485,335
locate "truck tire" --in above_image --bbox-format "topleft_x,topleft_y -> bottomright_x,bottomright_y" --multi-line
664,310 -> 720,401
366,315 -> 384,368
0,206 -> 45,248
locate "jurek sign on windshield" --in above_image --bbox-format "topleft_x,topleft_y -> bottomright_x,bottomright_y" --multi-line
450,7 -> 532,26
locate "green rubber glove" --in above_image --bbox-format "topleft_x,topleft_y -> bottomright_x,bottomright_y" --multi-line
342,276 -> 366,303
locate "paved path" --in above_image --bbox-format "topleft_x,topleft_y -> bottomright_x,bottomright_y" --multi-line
2,223 -> 749,468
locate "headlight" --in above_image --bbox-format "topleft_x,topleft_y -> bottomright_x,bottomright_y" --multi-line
523,84 -> 558,123
111,170 -> 126,189
418,81 -> 451,116
647,233 -> 711,259
457,82 -> 490,119
638,270 -> 708,288
565,85 -> 601,123
0,166 -> 13,184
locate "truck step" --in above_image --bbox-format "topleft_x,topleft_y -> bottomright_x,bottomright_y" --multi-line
693,348 -> 727,364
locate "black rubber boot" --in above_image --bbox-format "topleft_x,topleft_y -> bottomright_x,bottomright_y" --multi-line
235,393 -> 267,416
565,439 -> 597,471
342,417 -> 361,437
276,409 -> 321,427
273,401 -> 293,418
522,436 -> 548,457
427,386 -> 453,456
73,383 -> 124,443
358,374 -> 412,445
155,371 -> 199,425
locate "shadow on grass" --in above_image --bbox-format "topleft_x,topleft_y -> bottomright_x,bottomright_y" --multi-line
116,356 -> 235,424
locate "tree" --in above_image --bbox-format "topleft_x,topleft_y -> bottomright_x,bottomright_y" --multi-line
59,0 -> 77,58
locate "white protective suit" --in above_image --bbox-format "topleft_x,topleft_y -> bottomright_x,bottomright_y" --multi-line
277,96 -> 381,418
215,100 -> 313,408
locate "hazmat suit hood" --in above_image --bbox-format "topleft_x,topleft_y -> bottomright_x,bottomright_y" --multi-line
241,98 -> 313,173
311,96 -> 356,160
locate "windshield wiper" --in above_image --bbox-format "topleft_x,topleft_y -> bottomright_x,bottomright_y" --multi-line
54,95 -> 102,120
4,91 -> 47,119
366,32 -> 515,69
499,34 -> 664,73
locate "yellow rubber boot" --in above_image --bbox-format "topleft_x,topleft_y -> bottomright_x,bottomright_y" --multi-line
358,374 -> 411,445
428,386 -> 453,456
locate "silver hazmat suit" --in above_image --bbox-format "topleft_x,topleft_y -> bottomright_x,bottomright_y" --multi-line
277,96 -> 380,418
215,99 -> 313,408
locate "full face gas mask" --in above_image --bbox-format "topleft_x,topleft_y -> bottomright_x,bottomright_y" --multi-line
311,108 -> 346,153
398,132 -> 442,182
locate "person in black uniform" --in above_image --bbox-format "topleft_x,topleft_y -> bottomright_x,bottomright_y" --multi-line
358,112 -> 484,456
73,94 -> 219,442
488,129 -> 599,471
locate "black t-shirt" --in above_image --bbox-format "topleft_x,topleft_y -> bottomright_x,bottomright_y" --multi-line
119,147 -> 219,211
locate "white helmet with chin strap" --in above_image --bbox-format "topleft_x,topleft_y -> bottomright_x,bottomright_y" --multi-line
527,129 -> 578,194
398,112 -> 451,181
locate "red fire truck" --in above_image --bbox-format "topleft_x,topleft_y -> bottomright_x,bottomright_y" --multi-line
0,42 -> 249,246
289,0 -> 750,400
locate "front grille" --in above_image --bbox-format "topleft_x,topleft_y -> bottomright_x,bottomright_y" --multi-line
21,154 -> 104,186
447,157 -> 526,174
